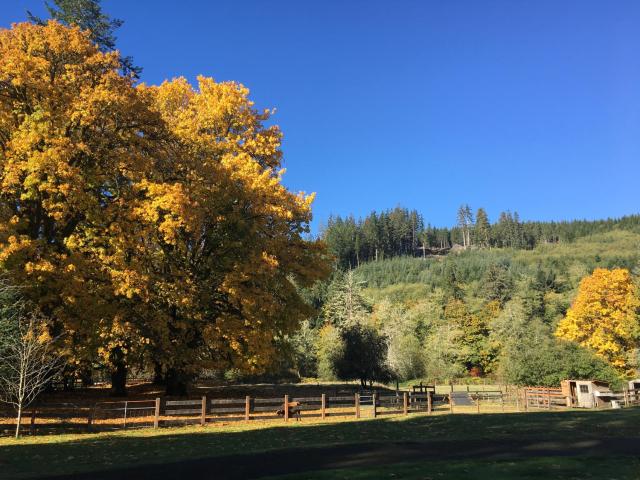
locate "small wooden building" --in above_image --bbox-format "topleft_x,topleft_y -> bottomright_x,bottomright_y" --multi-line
561,380 -> 614,408
628,379 -> 640,391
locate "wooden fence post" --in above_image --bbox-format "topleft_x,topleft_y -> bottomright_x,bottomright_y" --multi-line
523,389 -> 528,412
87,406 -> 93,431
321,393 -> 326,420
515,389 -> 520,411
403,392 -> 408,415
500,392 -> 505,413
200,396 -> 207,426
284,395 -> 289,422
427,391 -> 432,414
354,393 -> 359,419
547,388 -> 551,410
372,393 -> 377,418
30,409 -> 37,436
245,396 -> 251,421
476,395 -> 480,414
154,397 -> 160,428
449,394 -> 453,414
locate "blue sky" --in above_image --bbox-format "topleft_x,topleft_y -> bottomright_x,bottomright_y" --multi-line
3,1 -> 639,232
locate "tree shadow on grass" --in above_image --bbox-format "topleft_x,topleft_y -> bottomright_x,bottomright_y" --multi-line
1,408 -> 638,479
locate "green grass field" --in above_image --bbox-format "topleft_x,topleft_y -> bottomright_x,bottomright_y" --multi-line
269,457 -> 640,480
1,407 -> 639,479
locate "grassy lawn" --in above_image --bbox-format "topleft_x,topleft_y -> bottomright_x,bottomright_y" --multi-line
0,408 -> 639,478
270,457 -> 640,480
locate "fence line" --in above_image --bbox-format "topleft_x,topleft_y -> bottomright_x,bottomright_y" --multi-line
2,387 -> 638,437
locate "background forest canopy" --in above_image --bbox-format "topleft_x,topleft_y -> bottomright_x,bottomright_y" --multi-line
322,205 -> 640,269
300,205 -> 640,389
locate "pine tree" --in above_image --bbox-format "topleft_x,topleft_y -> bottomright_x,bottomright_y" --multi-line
475,208 -> 491,248
322,271 -> 371,328
29,0 -> 141,77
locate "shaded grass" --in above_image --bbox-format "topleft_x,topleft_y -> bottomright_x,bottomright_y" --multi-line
0,407 -> 638,478
270,456 -> 640,480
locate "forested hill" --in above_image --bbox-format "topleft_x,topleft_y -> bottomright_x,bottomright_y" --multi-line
322,206 -> 640,269
292,230 -> 640,388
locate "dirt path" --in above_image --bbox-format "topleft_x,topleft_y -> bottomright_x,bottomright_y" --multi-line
49,436 -> 640,479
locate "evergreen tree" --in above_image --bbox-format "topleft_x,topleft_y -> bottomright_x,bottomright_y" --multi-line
332,324 -> 392,387
29,0 -> 141,77
482,263 -> 514,306
322,271 -> 371,328
475,208 -> 491,248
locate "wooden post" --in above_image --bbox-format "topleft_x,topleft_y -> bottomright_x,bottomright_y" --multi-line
321,393 -> 326,420
123,401 -> 128,429
245,396 -> 251,421
403,392 -> 408,415
87,406 -> 93,431
200,396 -> 207,426
284,395 -> 289,422
372,393 -> 377,418
476,395 -> 480,414
354,393 -> 360,419
623,388 -> 629,407
523,389 -> 528,412
30,409 -> 36,436
154,397 -> 160,428
547,388 -> 551,410
427,391 -> 432,414
515,389 -> 519,411
501,392 -> 505,413
449,393 -> 453,414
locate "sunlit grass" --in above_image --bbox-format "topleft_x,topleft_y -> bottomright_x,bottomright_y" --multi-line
1,407 -> 638,479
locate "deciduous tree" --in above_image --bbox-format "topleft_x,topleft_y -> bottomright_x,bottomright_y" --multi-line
555,268 -> 640,373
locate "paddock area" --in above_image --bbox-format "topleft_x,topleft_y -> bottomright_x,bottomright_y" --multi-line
2,381 -> 638,437
2,406 -> 639,479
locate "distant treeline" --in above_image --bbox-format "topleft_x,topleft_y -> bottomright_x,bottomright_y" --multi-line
322,206 -> 640,269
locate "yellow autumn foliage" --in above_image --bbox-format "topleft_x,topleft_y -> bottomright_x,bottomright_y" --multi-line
555,268 -> 640,374
0,21 -> 330,388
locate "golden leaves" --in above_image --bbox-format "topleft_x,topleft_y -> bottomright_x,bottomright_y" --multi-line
555,268 -> 640,373
0,21 -> 330,377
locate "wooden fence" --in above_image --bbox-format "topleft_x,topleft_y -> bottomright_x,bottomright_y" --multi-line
522,387 -> 568,410
3,387 -> 638,436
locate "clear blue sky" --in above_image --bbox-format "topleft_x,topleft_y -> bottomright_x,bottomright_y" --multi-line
3,1 -> 640,232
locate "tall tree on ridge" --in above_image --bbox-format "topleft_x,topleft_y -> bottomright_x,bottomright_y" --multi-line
28,0 -> 141,77
475,208 -> 491,248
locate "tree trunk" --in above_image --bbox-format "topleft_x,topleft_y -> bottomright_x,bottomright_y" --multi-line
110,363 -> 127,397
165,368 -> 189,396
15,404 -> 22,438
79,368 -> 94,388
152,362 -> 165,385
109,347 -> 128,397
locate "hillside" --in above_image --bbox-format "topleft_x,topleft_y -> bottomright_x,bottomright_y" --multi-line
293,230 -> 640,389
357,230 -> 640,296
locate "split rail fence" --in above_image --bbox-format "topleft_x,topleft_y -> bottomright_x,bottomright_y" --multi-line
2,386 -> 638,436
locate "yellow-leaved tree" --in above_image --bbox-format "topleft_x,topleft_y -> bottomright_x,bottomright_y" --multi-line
0,21 -> 165,393
0,21 -> 330,395
129,77 -> 329,393
555,268 -> 640,374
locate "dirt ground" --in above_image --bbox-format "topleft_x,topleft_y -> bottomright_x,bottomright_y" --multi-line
46,436 -> 640,479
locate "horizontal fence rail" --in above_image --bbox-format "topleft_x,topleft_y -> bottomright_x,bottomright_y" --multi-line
2,386 -> 638,437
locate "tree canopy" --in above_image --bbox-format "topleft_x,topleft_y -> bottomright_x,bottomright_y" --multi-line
0,21 -> 329,394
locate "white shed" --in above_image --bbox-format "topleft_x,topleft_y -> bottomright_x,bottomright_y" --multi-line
561,380 -> 614,408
